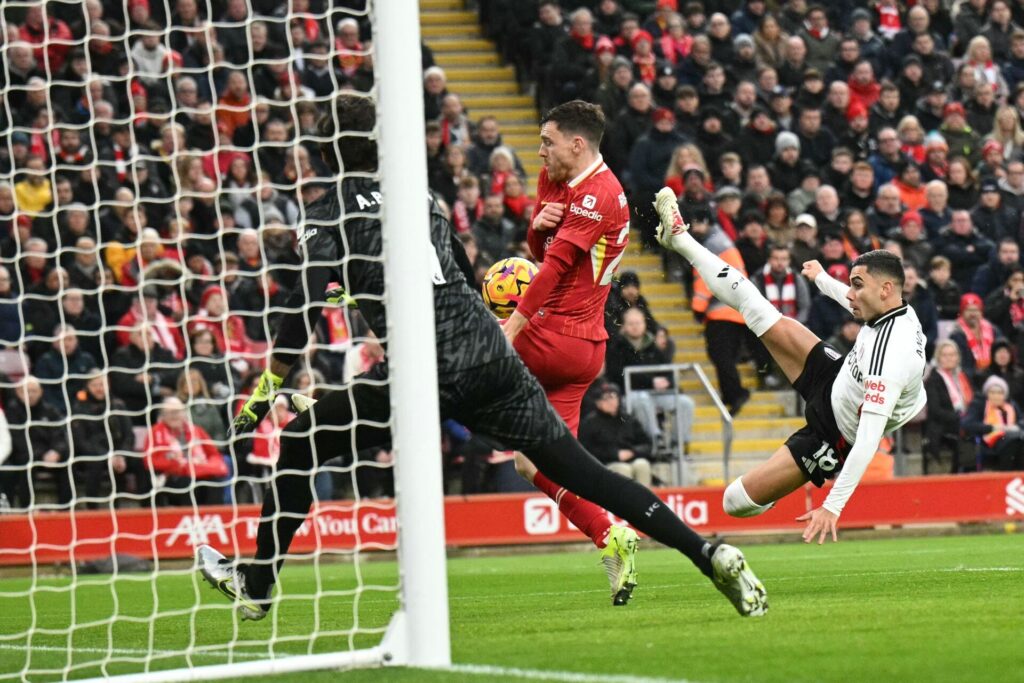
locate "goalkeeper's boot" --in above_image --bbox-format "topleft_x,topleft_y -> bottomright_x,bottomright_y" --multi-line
653,187 -> 689,251
710,543 -> 767,617
196,544 -> 270,621
600,525 -> 639,606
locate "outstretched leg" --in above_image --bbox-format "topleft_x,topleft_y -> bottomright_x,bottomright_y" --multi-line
654,189 -> 820,383
246,383 -> 392,597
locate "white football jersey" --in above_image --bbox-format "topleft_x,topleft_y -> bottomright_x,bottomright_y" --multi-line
830,304 -> 928,443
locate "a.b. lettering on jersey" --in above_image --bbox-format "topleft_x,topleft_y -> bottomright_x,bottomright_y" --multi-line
864,379 -> 886,405
355,191 -> 382,210
570,201 -> 603,221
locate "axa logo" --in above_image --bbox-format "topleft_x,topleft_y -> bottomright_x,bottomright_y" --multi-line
166,514 -> 228,547
569,202 -> 603,221
1006,477 -> 1024,516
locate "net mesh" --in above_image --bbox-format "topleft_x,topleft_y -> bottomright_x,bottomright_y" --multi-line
0,1 -> 400,678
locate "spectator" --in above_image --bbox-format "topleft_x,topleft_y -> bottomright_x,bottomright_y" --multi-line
188,328 -> 238,401
869,127 -> 909,187
808,185 -> 843,237
0,266 -> 21,345
605,83 -> 653,178
945,156 -> 980,210
887,210 -> 932,273
923,341 -> 974,474
176,369 -> 228,447
14,155 -> 52,213
143,396 -> 228,505
70,369 -> 140,506
892,162 -> 927,211
841,161 -> 876,213
629,108 -> 685,231
35,324 -> 98,415
753,14 -> 788,69
920,179 -> 953,239
981,340 -> 1024,407
950,293 -> 1004,382
904,264 -> 939,359
579,382 -> 653,486
841,210 -> 882,262
799,4 -> 840,73
928,255 -> 963,322
921,134 -> 950,184
938,210 -> 995,291
790,213 -> 822,268
594,57 -> 634,120
550,7 -> 601,103
847,60 -> 881,112
468,117 -> 524,180
605,308 -> 695,453
422,66 -> 448,122
867,183 -> 904,236
825,319 -> 861,357
685,214 -> 750,414
116,287 -> 186,360
971,179 -> 1017,243
751,244 -> 810,387
972,238 -> 1022,298
438,94 -> 472,149
472,194 -> 518,261
605,270 -> 658,335
940,102 -> 981,164
4,377 -> 71,508
961,375 -> 1024,471
983,265 -> 1024,345
735,212 -> 769,274
766,132 -> 804,194
109,324 -> 180,426
963,35 -> 1008,98
737,106 -> 778,166
451,176 -> 484,236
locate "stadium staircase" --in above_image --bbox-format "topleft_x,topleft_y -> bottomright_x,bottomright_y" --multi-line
420,0 -> 542,190
422,1 -> 801,484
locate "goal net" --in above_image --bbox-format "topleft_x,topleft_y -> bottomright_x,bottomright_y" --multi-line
0,0 -> 448,679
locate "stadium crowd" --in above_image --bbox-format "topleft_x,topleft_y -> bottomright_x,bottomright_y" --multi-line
0,0 -> 1023,510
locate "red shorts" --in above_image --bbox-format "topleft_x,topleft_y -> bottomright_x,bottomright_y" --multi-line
514,326 -> 605,436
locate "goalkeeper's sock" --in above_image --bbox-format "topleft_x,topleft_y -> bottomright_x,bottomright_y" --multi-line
670,231 -> 782,338
533,471 -> 613,549
526,434 -> 713,578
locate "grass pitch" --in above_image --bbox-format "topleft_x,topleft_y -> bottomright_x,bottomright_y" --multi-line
0,533 -> 1021,682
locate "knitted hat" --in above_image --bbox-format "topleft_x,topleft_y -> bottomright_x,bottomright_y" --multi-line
776,131 -> 800,154
201,285 -> 226,308
959,292 -> 984,314
982,375 -> 1009,396
925,132 -> 948,150
943,101 -> 965,118
900,210 -> 923,227
847,101 -> 869,121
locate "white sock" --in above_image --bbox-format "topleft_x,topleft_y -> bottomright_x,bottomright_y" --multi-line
722,477 -> 775,518
672,231 -> 782,337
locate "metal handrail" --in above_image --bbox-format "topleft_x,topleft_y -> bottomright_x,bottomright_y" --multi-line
623,363 -> 734,484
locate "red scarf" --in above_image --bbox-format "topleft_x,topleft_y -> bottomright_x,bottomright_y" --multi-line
937,367 -> 973,413
876,5 -> 901,40
335,39 -> 364,76
717,206 -> 737,241
763,265 -> 797,318
957,316 -> 996,370
926,160 -> 948,179
570,29 -> 595,52
1008,292 -> 1024,328
982,400 -> 1017,447
902,142 -> 926,165
658,34 -> 692,64
504,193 -> 532,219
848,76 -> 881,109
634,53 -> 657,85
452,198 -> 483,234
804,23 -> 829,40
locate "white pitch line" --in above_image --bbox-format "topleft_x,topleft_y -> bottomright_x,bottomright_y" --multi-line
425,664 -> 696,683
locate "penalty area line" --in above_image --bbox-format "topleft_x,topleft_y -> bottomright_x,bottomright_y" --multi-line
436,663 -> 698,683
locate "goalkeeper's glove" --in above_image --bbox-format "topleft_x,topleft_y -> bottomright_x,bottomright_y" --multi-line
231,369 -> 284,436
325,286 -> 358,308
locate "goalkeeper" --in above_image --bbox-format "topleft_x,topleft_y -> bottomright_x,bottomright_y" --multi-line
198,94 -> 767,619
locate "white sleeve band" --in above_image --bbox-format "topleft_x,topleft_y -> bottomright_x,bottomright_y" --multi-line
823,411 -> 889,516
814,271 -> 854,313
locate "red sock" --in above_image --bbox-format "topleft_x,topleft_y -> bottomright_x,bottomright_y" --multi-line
532,471 -> 613,548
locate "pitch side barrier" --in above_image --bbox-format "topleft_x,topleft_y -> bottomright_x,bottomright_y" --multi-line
2,473 -> 1022,566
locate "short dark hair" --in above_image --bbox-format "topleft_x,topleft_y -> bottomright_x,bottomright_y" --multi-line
541,100 -> 606,147
852,249 -> 905,288
317,93 -> 377,173
768,243 -> 790,256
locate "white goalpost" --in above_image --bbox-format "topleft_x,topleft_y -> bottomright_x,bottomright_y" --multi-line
0,0 -> 449,680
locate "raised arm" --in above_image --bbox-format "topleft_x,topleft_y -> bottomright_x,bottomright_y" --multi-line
801,259 -> 853,313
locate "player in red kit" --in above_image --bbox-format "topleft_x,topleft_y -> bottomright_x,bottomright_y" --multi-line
501,101 -> 637,605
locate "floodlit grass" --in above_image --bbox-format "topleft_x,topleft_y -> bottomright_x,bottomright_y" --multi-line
1,534 -> 1021,682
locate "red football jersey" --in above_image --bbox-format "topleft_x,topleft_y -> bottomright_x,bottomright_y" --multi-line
526,156 -> 630,341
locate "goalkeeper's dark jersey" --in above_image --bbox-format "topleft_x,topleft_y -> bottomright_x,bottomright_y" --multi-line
273,176 -> 513,377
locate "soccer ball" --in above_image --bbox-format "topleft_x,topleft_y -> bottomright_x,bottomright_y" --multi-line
481,257 -> 539,319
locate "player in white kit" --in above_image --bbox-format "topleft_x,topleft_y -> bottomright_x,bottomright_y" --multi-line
654,188 -> 926,544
